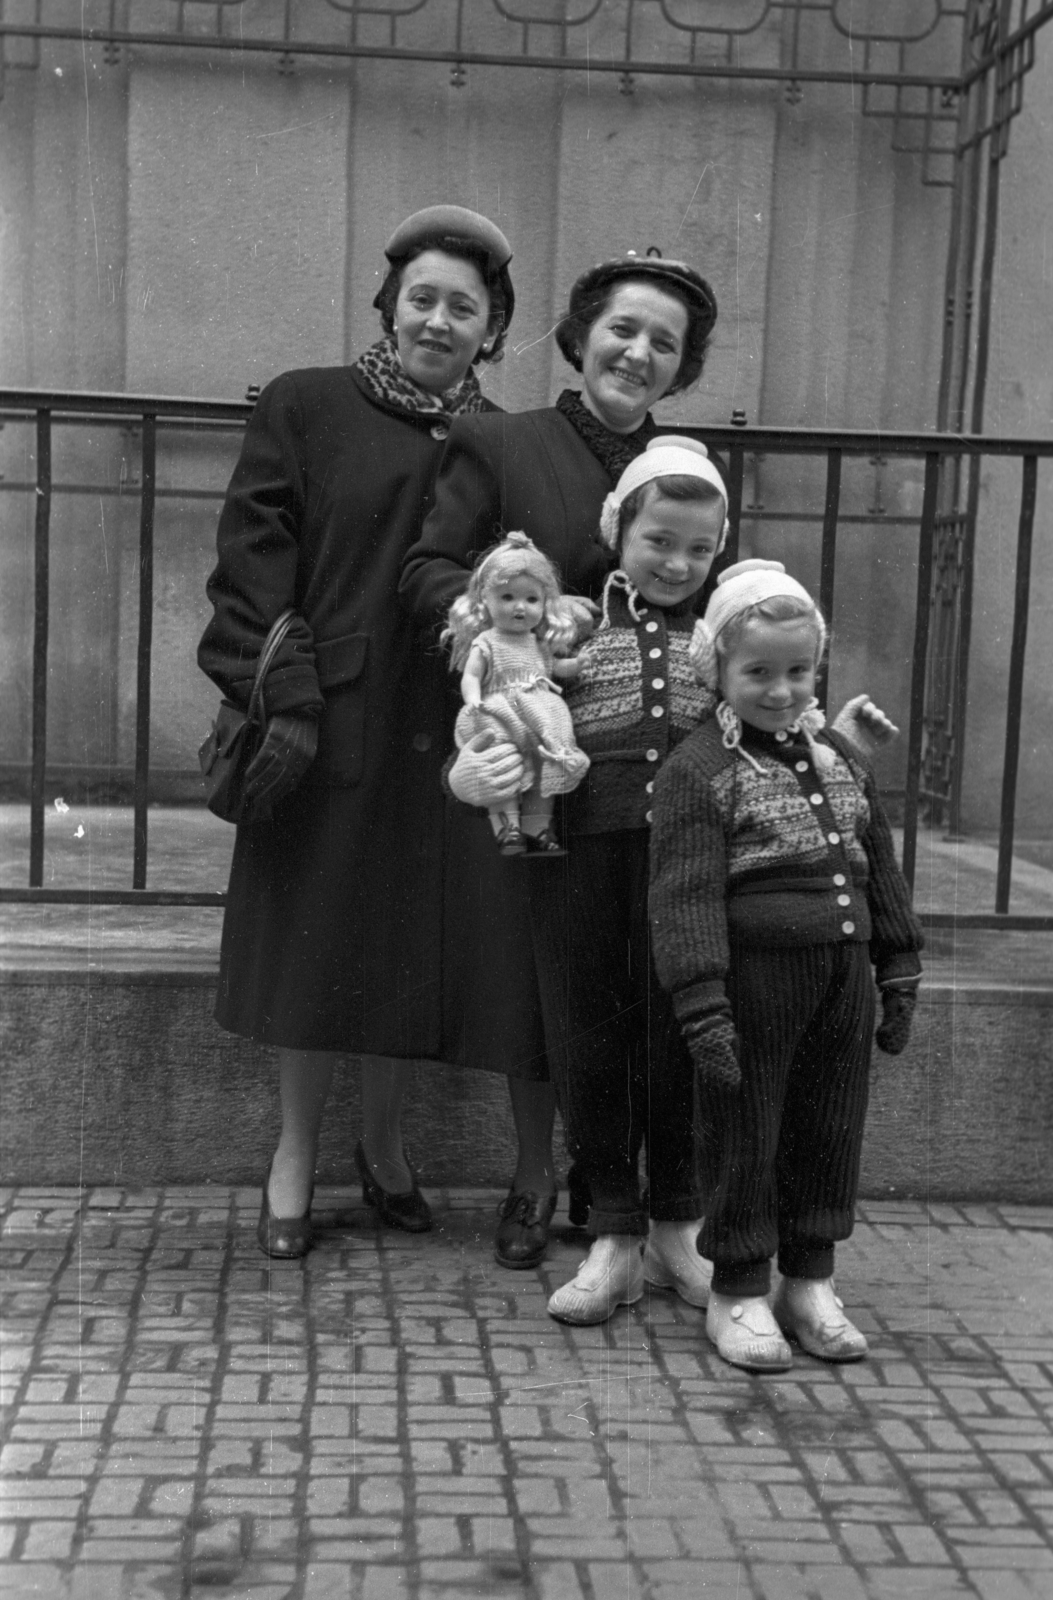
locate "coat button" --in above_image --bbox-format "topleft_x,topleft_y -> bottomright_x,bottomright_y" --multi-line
430,422 -> 450,441
649,648 -> 662,659
645,810 -> 653,824
651,705 -> 664,718
775,731 -> 788,741
810,793 -> 823,805
651,678 -> 665,690
645,621 -> 659,633
828,831 -> 841,844
833,872 -> 846,886
837,893 -> 851,907
645,781 -> 654,794
646,749 -> 659,761
841,920 -> 855,935
795,760 -> 809,772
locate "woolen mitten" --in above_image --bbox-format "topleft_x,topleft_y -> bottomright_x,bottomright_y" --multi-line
830,693 -> 899,758
875,984 -> 918,1056
683,1014 -> 742,1092
448,730 -> 526,807
241,714 -> 318,811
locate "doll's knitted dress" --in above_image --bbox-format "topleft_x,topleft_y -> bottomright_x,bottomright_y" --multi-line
454,629 -> 590,798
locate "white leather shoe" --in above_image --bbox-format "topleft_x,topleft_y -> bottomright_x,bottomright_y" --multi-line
547,1235 -> 644,1325
773,1277 -> 868,1362
706,1291 -> 793,1372
643,1219 -> 711,1308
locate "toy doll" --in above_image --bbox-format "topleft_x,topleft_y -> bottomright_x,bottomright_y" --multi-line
443,532 -> 590,856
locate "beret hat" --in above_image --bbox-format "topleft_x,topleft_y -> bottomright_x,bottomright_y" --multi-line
567,252 -> 717,333
382,205 -> 513,268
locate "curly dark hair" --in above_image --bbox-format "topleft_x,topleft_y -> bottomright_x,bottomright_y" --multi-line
555,261 -> 716,395
373,235 -> 515,365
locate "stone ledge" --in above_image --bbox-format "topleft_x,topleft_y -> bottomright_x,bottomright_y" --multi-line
1,969 -> 1050,1201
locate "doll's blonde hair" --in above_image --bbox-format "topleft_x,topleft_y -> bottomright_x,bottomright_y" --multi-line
443,531 -> 578,671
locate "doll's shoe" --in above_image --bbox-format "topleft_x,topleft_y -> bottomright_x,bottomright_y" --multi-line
547,1235 -> 644,1325
494,1189 -> 558,1270
355,1141 -> 432,1234
772,1277 -> 869,1362
524,827 -> 566,857
706,1291 -> 793,1372
256,1160 -> 313,1260
495,822 -> 528,856
643,1219 -> 711,1308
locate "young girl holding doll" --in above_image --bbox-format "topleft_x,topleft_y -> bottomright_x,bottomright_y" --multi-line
443,531 -> 590,855
648,560 -> 923,1372
528,435 -> 729,1324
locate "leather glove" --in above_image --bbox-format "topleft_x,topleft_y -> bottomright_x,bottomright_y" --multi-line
830,693 -> 899,759
242,714 -> 318,813
683,1014 -> 742,1092
449,730 -> 526,807
875,984 -> 918,1056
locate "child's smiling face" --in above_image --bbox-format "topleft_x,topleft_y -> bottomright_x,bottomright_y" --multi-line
721,616 -> 820,733
485,573 -> 545,635
619,486 -> 724,608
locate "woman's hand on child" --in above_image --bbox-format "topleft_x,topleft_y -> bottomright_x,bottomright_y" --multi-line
875,983 -> 918,1056
449,731 -> 526,807
683,1014 -> 742,1092
563,594 -> 600,642
832,694 -> 900,756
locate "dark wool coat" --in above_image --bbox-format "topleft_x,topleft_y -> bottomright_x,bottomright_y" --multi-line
400,408 -> 615,619
400,409 -> 635,1076
198,365 -> 502,1057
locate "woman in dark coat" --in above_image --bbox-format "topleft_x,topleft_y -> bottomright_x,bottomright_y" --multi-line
198,205 -> 520,1255
401,254 -> 720,1278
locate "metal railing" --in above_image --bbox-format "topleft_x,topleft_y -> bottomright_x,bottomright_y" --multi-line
0,386 -> 1050,930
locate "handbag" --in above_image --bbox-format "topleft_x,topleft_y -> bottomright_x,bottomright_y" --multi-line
198,607 -> 298,825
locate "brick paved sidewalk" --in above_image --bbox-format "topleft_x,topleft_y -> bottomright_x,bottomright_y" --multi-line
1,1188 -> 1051,1600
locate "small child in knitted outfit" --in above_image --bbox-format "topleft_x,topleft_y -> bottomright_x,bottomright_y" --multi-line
648,559 -> 923,1372
533,436 -> 731,1324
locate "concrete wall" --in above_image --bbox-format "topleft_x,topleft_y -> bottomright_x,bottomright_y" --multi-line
2,971 -> 1050,1201
0,9 -> 1050,830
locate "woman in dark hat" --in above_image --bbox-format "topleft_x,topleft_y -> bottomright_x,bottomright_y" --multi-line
198,205 -> 518,1257
401,250 -> 720,1284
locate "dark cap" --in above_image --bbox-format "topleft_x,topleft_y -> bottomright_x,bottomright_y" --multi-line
382,206 -> 513,269
567,251 -> 717,337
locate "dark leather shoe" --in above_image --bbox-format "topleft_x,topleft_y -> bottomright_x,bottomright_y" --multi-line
257,1160 -> 313,1260
496,822 -> 528,856
494,1189 -> 558,1270
524,827 -> 566,857
355,1141 -> 432,1233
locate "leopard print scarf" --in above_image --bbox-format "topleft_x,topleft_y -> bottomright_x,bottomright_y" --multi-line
353,336 -> 489,418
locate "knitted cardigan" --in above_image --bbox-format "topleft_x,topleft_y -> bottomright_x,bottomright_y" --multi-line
648,718 -> 923,1029
560,576 -> 717,835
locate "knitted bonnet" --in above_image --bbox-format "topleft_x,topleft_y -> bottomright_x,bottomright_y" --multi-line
690,559 -> 826,691
598,435 -> 729,551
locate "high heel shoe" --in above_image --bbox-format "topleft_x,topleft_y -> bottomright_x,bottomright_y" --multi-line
256,1159 -> 313,1260
354,1140 -> 432,1234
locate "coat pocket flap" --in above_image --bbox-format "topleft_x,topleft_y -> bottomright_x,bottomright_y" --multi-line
315,634 -> 368,691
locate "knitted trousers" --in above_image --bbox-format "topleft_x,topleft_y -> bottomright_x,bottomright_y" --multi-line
700,940 -> 876,1297
528,830 -> 702,1237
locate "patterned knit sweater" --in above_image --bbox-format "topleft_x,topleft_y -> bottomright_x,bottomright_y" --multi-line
648,717 -> 923,1028
561,575 -> 717,835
